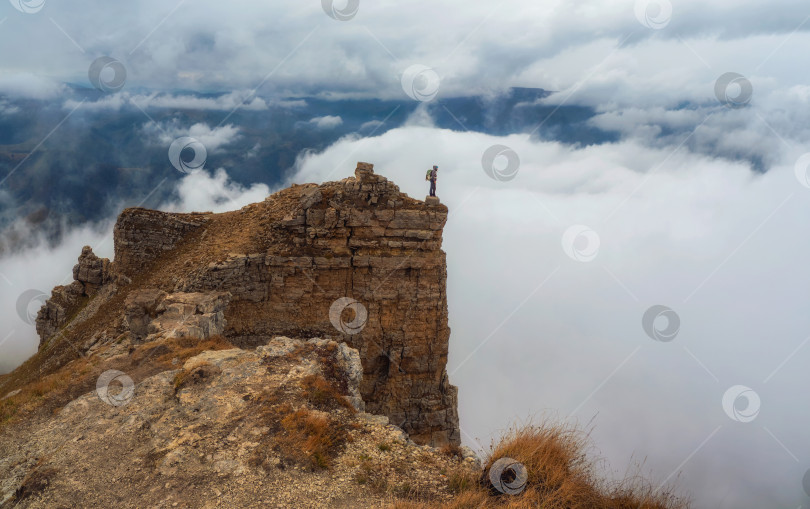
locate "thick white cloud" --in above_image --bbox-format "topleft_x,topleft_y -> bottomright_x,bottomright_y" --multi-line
159,167 -> 271,213
291,124 -> 810,508
141,121 -> 241,153
0,221 -> 113,375
403,103 -> 436,128
0,73 -> 65,100
304,115 -> 343,129
63,91 -> 277,112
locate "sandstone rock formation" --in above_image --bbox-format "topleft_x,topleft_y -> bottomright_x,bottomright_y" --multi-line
35,245 -> 116,346
72,245 -> 113,294
113,209 -> 210,275
124,290 -> 231,341
32,162 -> 459,447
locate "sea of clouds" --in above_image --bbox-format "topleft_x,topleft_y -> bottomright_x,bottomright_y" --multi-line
3,0 -> 810,505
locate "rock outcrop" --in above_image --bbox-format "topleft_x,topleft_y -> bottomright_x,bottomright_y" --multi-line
33,162 -> 459,447
71,245 -> 113,294
113,210 -> 210,276
124,290 -> 231,341
0,337 -> 476,508
35,246 -> 116,346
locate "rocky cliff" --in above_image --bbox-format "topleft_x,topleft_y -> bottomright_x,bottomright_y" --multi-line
1,162 -> 689,509
33,162 -> 459,447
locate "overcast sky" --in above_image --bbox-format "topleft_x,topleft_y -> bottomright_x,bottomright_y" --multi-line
2,0 -> 810,507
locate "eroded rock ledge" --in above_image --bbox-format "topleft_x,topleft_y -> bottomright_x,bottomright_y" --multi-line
35,162 -> 459,447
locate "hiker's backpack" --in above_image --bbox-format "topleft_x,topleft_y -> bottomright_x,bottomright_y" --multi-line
425,169 -> 432,180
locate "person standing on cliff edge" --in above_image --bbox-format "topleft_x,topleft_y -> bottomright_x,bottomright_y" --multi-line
426,165 -> 438,197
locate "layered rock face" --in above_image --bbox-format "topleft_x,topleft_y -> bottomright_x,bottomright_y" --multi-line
35,245 -> 116,346
113,209 -> 210,276
36,162 -> 459,447
123,290 -> 231,341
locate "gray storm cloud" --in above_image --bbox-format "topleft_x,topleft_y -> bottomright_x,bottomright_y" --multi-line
1,0 -> 809,99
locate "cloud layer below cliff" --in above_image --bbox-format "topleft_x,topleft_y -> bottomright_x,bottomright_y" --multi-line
3,0 -> 810,506
2,119 -> 808,507
291,125 -> 810,508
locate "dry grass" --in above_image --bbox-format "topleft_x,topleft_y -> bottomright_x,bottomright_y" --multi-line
247,341 -> 361,472
355,457 -> 390,494
250,371 -> 354,472
447,465 -> 478,495
440,442 -> 463,460
0,335 -> 234,432
0,354 -> 100,428
301,374 -> 355,413
394,420 -> 690,509
172,361 -> 221,393
147,335 -> 234,364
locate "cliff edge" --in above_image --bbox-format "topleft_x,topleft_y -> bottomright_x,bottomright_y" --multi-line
30,161 -> 459,447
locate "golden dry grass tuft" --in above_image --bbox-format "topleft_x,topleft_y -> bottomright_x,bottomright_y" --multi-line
279,407 -> 343,469
250,386 -> 353,471
394,420 -> 690,509
354,456 -> 390,494
440,442 -> 463,460
300,374 -> 355,413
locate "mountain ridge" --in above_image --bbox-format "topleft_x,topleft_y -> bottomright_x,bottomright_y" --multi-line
19,161 -> 460,447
